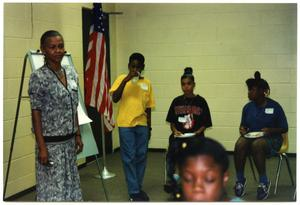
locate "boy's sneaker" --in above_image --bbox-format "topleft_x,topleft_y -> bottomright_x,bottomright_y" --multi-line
129,193 -> 144,202
234,179 -> 246,197
257,181 -> 271,200
139,190 -> 150,201
129,191 -> 150,202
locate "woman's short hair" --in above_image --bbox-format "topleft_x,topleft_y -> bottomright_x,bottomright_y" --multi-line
129,52 -> 145,64
40,30 -> 63,47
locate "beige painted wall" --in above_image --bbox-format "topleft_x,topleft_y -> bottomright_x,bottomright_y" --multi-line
3,3 -> 116,197
112,3 -> 297,151
3,3 -> 296,197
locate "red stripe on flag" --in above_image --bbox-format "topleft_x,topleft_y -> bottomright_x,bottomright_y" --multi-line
94,35 -> 105,110
84,32 -> 98,106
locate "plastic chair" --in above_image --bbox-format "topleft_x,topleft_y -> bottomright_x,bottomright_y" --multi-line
273,133 -> 295,194
248,133 -> 295,195
248,155 -> 257,182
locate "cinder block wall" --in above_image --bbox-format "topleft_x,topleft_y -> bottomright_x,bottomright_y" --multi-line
3,3 -> 296,197
112,4 -> 296,151
3,3 -> 116,197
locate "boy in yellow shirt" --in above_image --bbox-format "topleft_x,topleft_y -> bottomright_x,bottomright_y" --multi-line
109,53 -> 155,201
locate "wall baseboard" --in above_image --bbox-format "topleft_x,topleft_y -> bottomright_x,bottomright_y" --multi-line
4,186 -> 36,201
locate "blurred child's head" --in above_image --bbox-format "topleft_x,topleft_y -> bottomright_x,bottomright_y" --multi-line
177,137 -> 229,202
181,67 -> 195,96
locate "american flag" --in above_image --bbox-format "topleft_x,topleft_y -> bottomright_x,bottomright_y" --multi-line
84,3 -> 114,131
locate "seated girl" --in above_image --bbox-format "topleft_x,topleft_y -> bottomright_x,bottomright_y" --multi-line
164,67 -> 212,198
233,71 -> 288,200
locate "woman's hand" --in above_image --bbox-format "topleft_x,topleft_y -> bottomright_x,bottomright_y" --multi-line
75,135 -> 84,154
39,145 -> 49,165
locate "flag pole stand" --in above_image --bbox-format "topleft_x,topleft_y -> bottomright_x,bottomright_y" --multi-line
94,154 -> 109,201
94,114 -> 115,179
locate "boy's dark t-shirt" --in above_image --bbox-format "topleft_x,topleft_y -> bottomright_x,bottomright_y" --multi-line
166,95 -> 212,136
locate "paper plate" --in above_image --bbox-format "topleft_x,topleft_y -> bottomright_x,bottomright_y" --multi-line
177,133 -> 195,138
244,132 -> 264,139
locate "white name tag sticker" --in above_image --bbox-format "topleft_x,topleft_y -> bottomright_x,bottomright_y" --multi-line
140,83 -> 149,91
265,108 -> 274,114
178,116 -> 187,123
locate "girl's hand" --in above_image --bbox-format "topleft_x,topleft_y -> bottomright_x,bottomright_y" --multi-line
261,128 -> 270,136
39,145 -> 49,165
75,135 -> 84,154
173,129 -> 183,137
239,126 -> 248,136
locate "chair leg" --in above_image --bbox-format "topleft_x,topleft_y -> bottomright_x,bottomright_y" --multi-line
164,149 -> 167,183
293,188 -> 296,200
248,156 -> 257,182
282,153 -> 295,186
274,154 -> 283,195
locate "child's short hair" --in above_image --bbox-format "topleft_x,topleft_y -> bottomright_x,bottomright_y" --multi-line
129,52 -> 145,64
177,137 -> 229,173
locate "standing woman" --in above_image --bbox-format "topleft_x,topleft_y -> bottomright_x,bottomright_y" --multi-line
233,71 -> 288,200
28,30 -> 83,201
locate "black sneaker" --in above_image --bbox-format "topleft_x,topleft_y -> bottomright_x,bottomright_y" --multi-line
234,179 -> 246,197
140,190 -> 150,201
164,181 -> 177,193
257,181 -> 271,200
129,193 -> 144,202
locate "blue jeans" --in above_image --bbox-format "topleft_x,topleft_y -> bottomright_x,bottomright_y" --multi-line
119,126 -> 149,195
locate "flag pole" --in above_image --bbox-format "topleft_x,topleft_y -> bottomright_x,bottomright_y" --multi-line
95,114 -> 115,179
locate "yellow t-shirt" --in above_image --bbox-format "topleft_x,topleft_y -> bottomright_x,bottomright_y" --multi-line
109,74 -> 155,127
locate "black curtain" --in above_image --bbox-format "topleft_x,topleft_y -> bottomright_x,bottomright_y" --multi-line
82,7 -> 113,161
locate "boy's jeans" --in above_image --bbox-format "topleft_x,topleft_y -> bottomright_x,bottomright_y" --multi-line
119,126 -> 149,194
